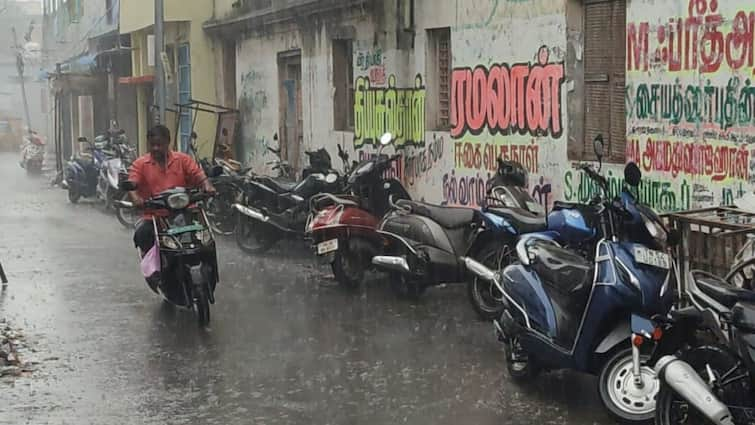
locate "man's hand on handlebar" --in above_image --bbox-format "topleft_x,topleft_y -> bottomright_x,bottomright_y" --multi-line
202,180 -> 217,195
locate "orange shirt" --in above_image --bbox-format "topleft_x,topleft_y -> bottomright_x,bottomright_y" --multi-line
128,151 -> 207,218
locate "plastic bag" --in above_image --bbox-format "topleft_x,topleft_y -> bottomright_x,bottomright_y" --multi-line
140,242 -> 160,278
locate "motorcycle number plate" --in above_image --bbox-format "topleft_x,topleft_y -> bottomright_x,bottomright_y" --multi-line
317,239 -> 339,255
633,246 -> 670,270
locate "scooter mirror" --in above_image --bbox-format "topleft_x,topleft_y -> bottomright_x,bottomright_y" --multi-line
380,133 -> 393,146
624,162 -> 642,187
119,180 -> 137,191
593,135 -> 605,163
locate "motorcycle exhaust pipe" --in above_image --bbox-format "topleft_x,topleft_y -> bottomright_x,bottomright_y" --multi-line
372,256 -> 410,273
655,355 -> 735,425
462,257 -> 504,293
232,204 -> 269,223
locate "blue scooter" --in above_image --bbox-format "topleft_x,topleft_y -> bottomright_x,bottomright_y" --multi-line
469,180 -> 601,319
463,138 -> 677,425
64,136 -> 106,204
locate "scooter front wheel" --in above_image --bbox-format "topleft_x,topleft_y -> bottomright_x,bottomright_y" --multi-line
504,337 -> 540,382
196,288 -> 211,327
598,348 -> 657,425
68,187 -> 81,203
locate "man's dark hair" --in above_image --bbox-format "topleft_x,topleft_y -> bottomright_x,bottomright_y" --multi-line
147,125 -> 171,143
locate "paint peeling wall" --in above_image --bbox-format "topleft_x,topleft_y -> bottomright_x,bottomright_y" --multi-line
233,0 -> 573,211
621,0 -> 755,211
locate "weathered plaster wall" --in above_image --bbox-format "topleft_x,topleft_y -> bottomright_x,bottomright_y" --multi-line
234,0 -> 571,210
617,0 -> 755,211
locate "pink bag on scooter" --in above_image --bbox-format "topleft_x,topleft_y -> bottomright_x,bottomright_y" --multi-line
140,242 -> 160,278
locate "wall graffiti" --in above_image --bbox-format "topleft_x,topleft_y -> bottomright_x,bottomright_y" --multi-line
443,139 -> 548,208
356,135 -> 444,188
453,139 -> 540,174
625,0 -> 755,211
626,79 -> 755,135
627,1 -> 755,74
442,170 -> 495,207
563,168 -> 692,212
625,137 -> 750,182
356,47 -> 387,86
403,135 -> 445,187
354,74 -> 426,149
450,46 -> 565,139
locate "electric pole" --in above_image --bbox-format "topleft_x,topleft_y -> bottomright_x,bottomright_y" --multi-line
11,26 -> 32,136
154,0 -> 166,124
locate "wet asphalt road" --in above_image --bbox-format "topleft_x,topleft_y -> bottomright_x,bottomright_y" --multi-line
0,153 -> 614,424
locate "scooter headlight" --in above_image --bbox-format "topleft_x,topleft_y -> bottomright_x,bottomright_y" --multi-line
195,230 -> 213,245
167,193 -> 190,210
161,235 -> 181,249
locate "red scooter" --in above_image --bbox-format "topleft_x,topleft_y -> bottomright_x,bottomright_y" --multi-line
307,133 -> 409,289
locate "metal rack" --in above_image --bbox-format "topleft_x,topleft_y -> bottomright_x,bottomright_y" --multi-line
664,206 -> 755,298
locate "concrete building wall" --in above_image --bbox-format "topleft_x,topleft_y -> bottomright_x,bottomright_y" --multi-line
233,0 -> 569,209
230,0 -> 755,212
122,0 -> 220,157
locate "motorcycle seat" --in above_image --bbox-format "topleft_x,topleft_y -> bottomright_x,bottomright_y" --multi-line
486,207 -> 547,233
258,176 -> 298,193
692,270 -> 755,308
396,200 -> 478,229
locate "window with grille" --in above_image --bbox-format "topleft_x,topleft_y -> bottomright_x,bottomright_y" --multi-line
580,0 -> 626,163
427,27 -> 451,130
332,38 -> 354,131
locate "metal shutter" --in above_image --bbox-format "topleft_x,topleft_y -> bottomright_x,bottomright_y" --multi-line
583,0 -> 626,162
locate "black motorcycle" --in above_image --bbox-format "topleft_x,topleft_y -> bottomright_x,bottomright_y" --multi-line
118,176 -> 221,327
233,147 -> 343,254
648,268 -> 755,424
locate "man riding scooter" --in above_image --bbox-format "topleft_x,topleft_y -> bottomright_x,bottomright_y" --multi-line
128,125 -> 216,265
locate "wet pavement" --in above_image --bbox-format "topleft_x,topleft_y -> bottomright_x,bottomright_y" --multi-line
0,153 -> 614,424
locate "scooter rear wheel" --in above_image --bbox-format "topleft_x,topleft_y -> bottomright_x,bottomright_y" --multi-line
235,214 -> 277,254
331,237 -> 373,290
116,193 -> 138,229
389,272 -> 426,301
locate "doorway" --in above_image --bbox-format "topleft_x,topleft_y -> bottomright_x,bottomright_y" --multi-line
277,50 -> 302,175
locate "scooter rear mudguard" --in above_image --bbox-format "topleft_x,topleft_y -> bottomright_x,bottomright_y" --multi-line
309,204 -> 379,242
378,213 -> 463,281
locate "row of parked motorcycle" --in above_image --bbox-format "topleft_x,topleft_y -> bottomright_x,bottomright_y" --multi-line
66,129 -> 755,424
217,133 -> 754,425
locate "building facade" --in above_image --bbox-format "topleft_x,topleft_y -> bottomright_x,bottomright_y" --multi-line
120,0 -> 221,156
205,0 -> 755,213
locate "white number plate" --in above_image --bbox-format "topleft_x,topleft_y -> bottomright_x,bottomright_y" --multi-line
634,246 -> 670,270
317,239 -> 339,255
